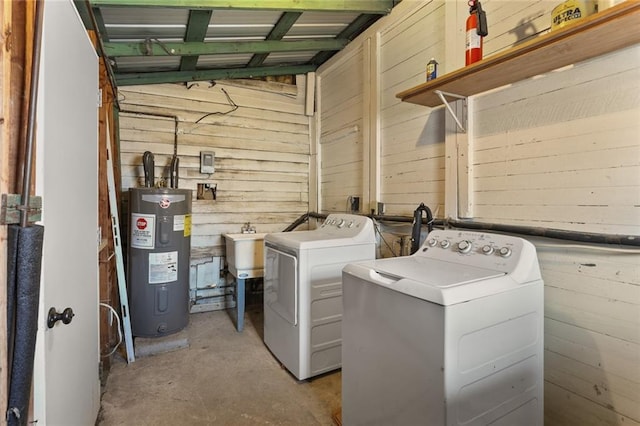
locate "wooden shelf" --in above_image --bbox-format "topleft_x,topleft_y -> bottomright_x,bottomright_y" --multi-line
396,1 -> 640,107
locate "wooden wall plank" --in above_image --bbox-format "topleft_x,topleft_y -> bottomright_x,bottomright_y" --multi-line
544,318 -> 640,383
535,238 -> 640,425
318,45 -> 364,213
546,350 -> 640,421
119,80 -> 310,262
315,1 -> 640,424
122,81 -> 306,115
482,0 -> 556,57
0,0 -> 24,416
377,2 -> 446,217
545,380 -> 640,426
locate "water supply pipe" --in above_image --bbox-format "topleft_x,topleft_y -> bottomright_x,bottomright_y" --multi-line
142,151 -> 154,187
7,1 -> 46,424
19,0 -> 44,228
170,155 -> 179,188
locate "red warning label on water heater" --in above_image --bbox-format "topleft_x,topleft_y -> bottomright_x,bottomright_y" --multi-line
131,213 -> 155,249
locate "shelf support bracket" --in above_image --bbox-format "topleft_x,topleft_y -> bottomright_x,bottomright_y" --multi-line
435,90 -> 467,133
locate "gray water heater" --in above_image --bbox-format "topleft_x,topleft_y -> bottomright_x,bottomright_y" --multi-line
128,188 -> 192,337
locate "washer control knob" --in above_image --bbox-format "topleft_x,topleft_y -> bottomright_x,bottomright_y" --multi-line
457,240 -> 472,254
427,238 -> 438,247
482,245 -> 494,255
440,240 -> 451,249
337,219 -> 346,228
347,221 -> 354,228
499,247 -> 512,258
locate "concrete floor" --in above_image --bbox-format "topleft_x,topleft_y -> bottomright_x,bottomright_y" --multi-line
97,306 -> 342,425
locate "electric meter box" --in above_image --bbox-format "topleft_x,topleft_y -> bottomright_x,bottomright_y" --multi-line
128,188 -> 192,337
200,151 -> 215,174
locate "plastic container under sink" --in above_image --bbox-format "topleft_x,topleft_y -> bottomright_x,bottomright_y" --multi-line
223,233 -> 267,279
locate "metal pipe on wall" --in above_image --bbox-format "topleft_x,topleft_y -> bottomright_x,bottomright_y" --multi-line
447,219 -> 640,247
286,211 -> 639,247
7,1 -> 46,424
19,0 -> 44,228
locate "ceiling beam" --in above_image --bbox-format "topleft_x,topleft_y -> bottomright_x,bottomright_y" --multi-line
104,39 -> 348,57
89,0 -> 395,14
248,11 -> 301,67
115,64 -> 316,85
73,1 -> 93,30
92,7 -> 111,42
73,2 -> 110,43
180,10 -> 213,71
311,13 -> 380,65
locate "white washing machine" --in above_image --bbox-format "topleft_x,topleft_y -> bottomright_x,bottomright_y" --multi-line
342,229 -> 544,426
263,214 -> 376,380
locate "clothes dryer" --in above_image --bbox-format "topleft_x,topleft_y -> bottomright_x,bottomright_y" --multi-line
264,214 -> 375,380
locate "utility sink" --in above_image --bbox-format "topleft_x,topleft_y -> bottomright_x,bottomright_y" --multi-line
223,233 -> 267,279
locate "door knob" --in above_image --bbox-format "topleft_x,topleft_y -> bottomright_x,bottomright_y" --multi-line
47,307 -> 74,328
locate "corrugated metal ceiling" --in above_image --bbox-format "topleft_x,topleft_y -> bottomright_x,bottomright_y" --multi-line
74,1 -> 399,87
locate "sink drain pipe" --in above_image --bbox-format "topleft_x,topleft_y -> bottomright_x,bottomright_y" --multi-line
6,1 -> 46,424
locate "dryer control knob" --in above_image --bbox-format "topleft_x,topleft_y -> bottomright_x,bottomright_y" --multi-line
457,240 -> 472,254
499,247 -> 512,258
482,245 -> 494,255
347,221 -> 354,228
427,238 -> 438,247
439,240 -> 451,249
337,219 -> 346,228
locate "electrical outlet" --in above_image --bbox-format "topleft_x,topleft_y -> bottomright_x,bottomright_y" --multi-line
197,183 -> 217,200
351,196 -> 360,212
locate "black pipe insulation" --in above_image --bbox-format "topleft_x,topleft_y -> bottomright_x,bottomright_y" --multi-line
142,151 -> 154,188
369,214 -> 414,223
8,1 -> 46,424
310,210 -> 441,225
308,212 -> 326,220
284,211 -> 445,233
170,155 -> 179,189
6,226 -> 20,387
447,219 -> 640,247
283,211 -> 636,247
282,213 -> 310,232
7,225 -> 45,426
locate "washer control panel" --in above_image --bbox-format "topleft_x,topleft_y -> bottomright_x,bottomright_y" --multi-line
319,214 -> 373,237
418,229 -> 535,273
425,233 -> 514,258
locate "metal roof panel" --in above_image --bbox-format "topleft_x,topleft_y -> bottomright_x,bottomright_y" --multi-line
78,0 -> 398,86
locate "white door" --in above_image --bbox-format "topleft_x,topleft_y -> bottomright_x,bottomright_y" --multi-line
32,0 -> 100,424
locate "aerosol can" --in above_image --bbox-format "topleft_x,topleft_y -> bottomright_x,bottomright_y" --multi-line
465,0 -> 488,66
426,58 -> 438,81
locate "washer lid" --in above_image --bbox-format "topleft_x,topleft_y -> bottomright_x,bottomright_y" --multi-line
343,257 -> 509,305
370,256 -> 504,287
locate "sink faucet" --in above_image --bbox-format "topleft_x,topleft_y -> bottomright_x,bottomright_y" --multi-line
241,222 -> 256,234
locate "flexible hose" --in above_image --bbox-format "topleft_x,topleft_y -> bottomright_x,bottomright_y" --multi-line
142,151 -> 154,187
